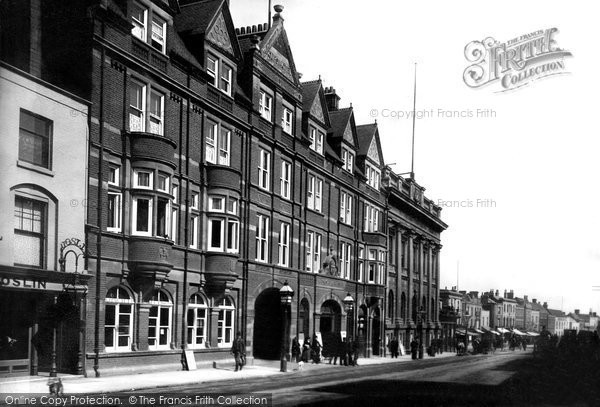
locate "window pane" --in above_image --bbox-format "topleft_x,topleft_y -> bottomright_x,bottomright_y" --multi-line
105,305 -> 116,326
105,328 -> 114,347
136,199 -> 150,232
210,219 -> 222,248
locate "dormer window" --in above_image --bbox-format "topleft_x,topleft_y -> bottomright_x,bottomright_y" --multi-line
281,105 -> 293,134
207,54 -> 233,96
365,163 -> 381,190
131,2 -> 167,54
342,147 -> 354,173
259,90 -> 273,121
309,126 -> 324,155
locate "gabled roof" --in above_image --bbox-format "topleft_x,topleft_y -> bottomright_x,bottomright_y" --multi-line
301,80 -> 321,111
329,107 -> 353,140
175,0 -> 242,61
258,13 -> 300,86
176,0 -> 223,36
356,123 -> 384,167
301,79 -> 330,128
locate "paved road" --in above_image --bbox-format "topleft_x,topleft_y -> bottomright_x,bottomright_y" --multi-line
122,351 -> 530,406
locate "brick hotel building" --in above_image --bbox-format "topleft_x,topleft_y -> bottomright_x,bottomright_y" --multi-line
0,0 -> 446,376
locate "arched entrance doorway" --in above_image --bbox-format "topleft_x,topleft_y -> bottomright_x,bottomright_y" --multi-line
372,307 -> 381,356
253,288 -> 283,360
319,300 -> 341,357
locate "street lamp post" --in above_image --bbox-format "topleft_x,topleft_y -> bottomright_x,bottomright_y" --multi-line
343,293 -> 354,338
279,281 -> 294,373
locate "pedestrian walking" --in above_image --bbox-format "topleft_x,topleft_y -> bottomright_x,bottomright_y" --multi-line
231,332 -> 245,372
410,338 -> 419,360
390,336 -> 399,358
353,336 -> 361,366
291,337 -> 301,363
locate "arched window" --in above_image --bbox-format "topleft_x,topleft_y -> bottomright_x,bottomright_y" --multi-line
387,291 -> 394,320
149,289 -> 172,350
217,297 -> 235,347
105,286 -> 134,352
187,293 -> 207,348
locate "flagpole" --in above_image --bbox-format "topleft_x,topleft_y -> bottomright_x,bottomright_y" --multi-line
410,62 -> 417,180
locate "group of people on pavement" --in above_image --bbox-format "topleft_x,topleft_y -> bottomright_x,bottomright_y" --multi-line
291,335 -> 361,366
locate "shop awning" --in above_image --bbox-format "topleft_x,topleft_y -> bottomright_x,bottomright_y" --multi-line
497,327 -> 510,334
526,331 -> 540,337
481,327 -> 500,335
456,328 -> 467,335
467,329 -> 481,336
474,328 -> 485,334
512,328 -> 527,336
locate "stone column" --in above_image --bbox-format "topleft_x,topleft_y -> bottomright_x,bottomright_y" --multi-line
209,308 -> 220,348
136,304 -> 151,351
406,231 -> 415,326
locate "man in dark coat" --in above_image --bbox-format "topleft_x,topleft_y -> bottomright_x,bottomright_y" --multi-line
410,338 -> 419,360
390,336 -> 399,358
231,332 -> 245,371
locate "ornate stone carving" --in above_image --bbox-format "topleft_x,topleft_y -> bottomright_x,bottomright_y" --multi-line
207,12 -> 234,54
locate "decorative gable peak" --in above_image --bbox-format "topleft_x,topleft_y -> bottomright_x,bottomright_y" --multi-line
206,11 -> 234,55
256,5 -> 300,85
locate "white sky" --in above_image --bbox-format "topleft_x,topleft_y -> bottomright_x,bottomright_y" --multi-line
229,0 -> 600,313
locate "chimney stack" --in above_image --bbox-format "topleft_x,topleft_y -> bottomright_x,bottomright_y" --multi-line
495,290 -> 499,297
324,87 -> 341,111
469,291 -> 479,299
543,302 -> 548,309
575,309 -> 580,315
532,298 -> 537,304
524,295 -> 528,302
504,289 -> 507,298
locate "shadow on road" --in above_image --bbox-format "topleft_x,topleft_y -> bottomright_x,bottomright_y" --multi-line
296,353 -> 600,406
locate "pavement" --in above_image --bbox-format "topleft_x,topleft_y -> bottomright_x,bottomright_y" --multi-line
0,351 -> 460,395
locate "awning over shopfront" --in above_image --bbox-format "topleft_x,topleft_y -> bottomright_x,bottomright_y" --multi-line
467,329 -> 481,336
481,327 -> 500,335
474,328 -> 485,334
497,327 -> 510,334
526,331 -> 540,336
512,328 -> 527,336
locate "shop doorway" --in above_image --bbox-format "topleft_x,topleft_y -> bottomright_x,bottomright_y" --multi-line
319,300 -> 341,356
253,288 -> 283,360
